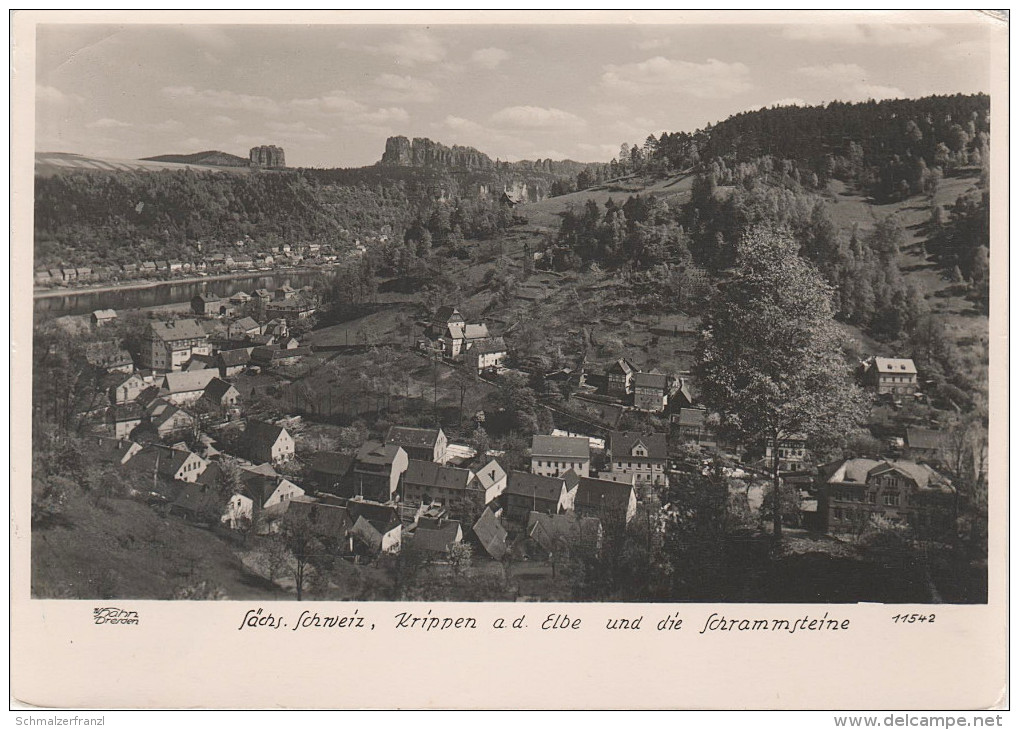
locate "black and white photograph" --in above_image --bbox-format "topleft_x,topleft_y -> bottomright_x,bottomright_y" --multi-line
25,12 -> 997,611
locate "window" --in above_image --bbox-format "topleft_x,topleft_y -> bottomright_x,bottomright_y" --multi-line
883,493 -> 901,507
833,508 -> 844,521
868,492 -> 876,504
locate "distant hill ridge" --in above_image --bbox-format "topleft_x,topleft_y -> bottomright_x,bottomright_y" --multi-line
142,150 -> 251,167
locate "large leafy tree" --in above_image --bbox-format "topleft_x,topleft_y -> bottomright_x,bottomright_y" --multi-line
697,225 -> 867,539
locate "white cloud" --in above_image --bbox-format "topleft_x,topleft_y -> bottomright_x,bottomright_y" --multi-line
601,57 -> 751,98
781,24 -> 945,47
636,38 -> 671,51
151,119 -> 184,132
442,115 -> 486,134
209,115 -> 237,126
799,62 -> 867,81
290,91 -> 366,116
471,47 -> 509,69
266,120 -> 329,141
37,84 -> 81,106
86,117 -> 131,129
378,29 -> 446,65
162,85 -> 279,114
854,84 -> 905,100
360,107 -> 409,125
609,116 -> 660,141
287,89 -> 407,128
490,105 -> 586,131
577,142 -> 621,158
798,64 -> 903,101
373,74 -> 438,103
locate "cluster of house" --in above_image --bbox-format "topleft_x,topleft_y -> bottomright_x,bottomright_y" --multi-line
191,284 -> 317,323
88,302 -> 317,442
603,357 -> 695,413
419,306 -> 508,375
34,241 -> 344,288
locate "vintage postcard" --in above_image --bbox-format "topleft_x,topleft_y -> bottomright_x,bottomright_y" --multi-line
10,9 -> 1008,710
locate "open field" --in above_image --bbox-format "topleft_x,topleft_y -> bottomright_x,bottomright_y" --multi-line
35,151 -> 254,178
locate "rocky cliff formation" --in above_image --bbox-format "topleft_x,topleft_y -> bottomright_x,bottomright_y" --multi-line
382,136 -> 494,170
249,145 -> 286,168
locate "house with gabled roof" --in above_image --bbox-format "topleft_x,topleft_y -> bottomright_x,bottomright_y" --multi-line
409,517 -> 463,556
473,507 -> 509,560
530,434 -> 590,478
633,371 -> 670,412
85,342 -> 134,374
244,420 -> 295,464
385,425 -> 447,463
307,451 -> 355,493
216,348 -> 252,377
471,337 -> 508,374
502,471 -> 568,523
430,306 -> 465,336
160,369 -> 220,405
201,378 -> 240,410
608,431 -> 669,489
221,471 -> 305,530
108,402 -> 144,438
227,316 -> 261,340
90,309 -> 118,327
287,498 -> 353,548
574,476 -> 637,525
473,458 -> 508,505
526,511 -> 603,556
905,427 -> 948,462
862,356 -> 919,396
145,398 -> 197,440
819,458 -> 954,535
606,358 -> 637,397
402,459 -> 475,508
347,499 -> 402,554
123,444 -> 208,484
141,318 -> 211,372
91,436 -> 143,467
350,441 -> 408,502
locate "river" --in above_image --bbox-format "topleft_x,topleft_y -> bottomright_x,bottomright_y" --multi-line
34,269 -> 328,318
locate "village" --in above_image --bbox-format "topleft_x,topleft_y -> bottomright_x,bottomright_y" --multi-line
63,274 -> 975,601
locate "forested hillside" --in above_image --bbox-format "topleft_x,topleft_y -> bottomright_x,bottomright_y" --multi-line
608,94 -> 989,203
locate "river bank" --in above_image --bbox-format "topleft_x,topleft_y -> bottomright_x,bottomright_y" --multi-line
34,267 -> 338,318
33,265 -> 334,300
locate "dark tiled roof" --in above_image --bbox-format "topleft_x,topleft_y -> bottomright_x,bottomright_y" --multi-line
472,508 -> 509,559
633,372 -> 668,389
308,451 -> 355,478
404,459 -> 472,491
355,440 -> 403,466
610,431 -> 668,460
411,520 -> 462,553
607,358 -> 636,376
474,336 -> 506,355
504,471 -> 564,502
385,426 -> 442,449
531,435 -> 590,460
245,420 -> 287,449
575,476 -> 634,512
203,377 -> 237,402
218,349 -> 252,367
675,408 -> 706,427
906,427 -> 947,451
149,319 -> 207,342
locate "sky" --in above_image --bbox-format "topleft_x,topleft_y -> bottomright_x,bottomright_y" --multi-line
34,20 -> 993,168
